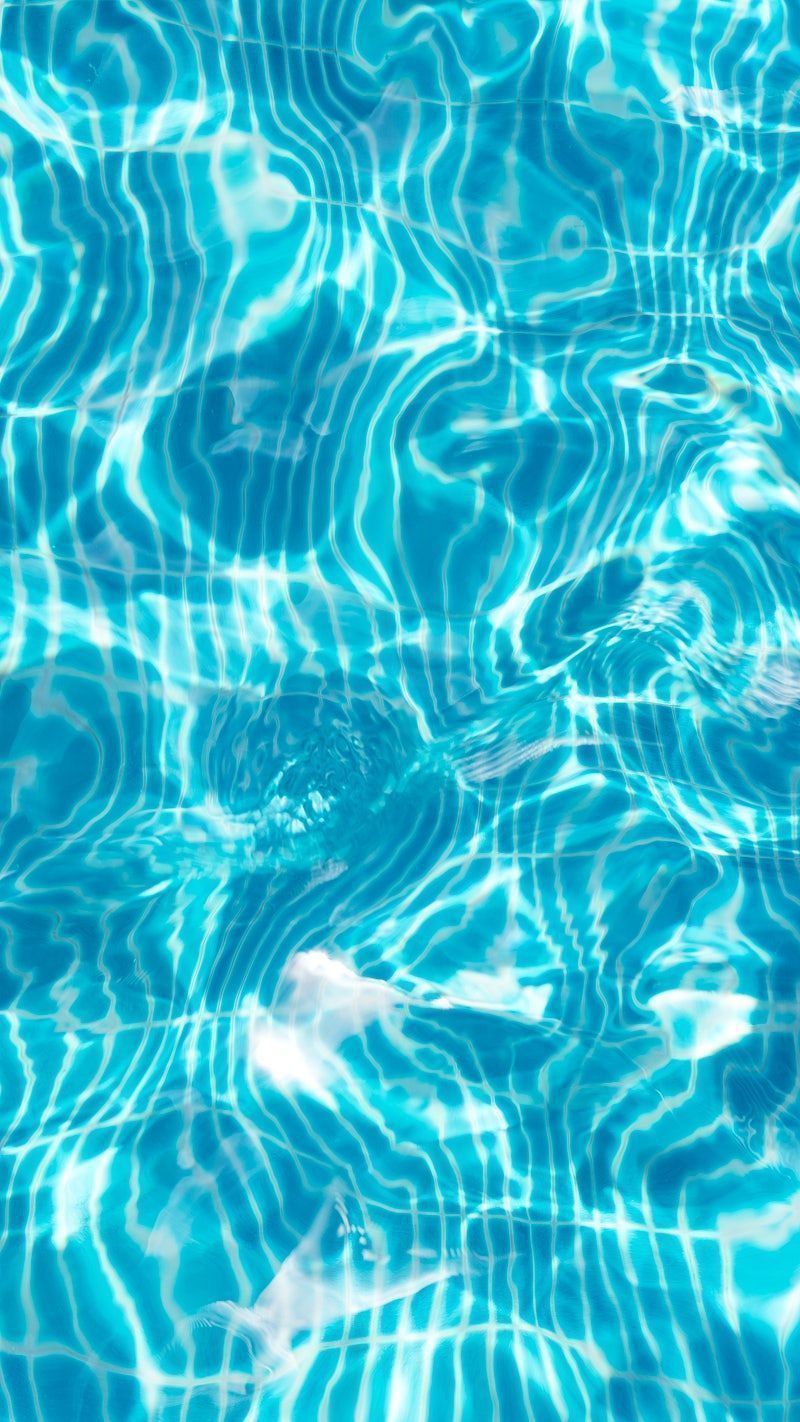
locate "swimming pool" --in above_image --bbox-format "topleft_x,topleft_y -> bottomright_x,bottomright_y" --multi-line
1,0 -> 800,1418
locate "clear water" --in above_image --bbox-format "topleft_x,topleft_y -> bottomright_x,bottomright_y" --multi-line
2,1 -> 800,1418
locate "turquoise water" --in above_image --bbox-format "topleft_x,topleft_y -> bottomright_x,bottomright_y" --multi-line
2,0 -> 800,1418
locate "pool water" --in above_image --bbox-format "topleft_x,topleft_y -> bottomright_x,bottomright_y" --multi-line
2,1 -> 800,1419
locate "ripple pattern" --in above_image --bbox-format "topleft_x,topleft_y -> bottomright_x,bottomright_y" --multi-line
2,1 -> 800,1419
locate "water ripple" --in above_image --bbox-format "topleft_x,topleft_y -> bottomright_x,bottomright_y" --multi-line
2,0 -> 800,1419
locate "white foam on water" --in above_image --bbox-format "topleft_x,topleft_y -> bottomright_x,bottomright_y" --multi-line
53,1149 -> 114,1251
200,1187 -> 459,1375
648,988 -> 758,1060
436,967 -> 551,1022
248,951 -> 406,1104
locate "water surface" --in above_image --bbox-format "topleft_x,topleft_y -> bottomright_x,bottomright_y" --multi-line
2,1 -> 800,1419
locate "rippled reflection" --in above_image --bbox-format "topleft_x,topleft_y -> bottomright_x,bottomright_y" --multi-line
2,0 -> 800,1419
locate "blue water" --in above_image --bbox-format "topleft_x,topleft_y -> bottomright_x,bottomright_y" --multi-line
2,0 -> 800,1418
